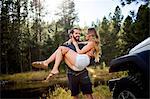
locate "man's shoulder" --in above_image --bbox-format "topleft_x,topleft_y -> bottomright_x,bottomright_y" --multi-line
67,44 -> 75,49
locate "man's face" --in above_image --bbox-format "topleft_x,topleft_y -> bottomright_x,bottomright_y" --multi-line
72,29 -> 81,41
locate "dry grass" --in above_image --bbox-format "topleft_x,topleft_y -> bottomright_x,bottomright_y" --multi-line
0,70 -> 48,81
0,66 -> 127,98
48,85 -> 112,99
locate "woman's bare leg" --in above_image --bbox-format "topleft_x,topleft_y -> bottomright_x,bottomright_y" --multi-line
49,46 -> 76,73
44,50 -> 58,65
33,46 -> 78,72
50,47 -> 66,74
49,46 -> 77,73
45,46 -> 78,81
32,48 -> 60,69
64,57 -> 75,70
46,57 -> 75,81
34,46 -> 70,67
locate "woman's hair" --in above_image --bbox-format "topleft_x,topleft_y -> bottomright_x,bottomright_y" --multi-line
88,28 -> 101,62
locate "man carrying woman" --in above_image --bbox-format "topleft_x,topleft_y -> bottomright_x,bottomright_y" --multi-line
32,28 -> 101,99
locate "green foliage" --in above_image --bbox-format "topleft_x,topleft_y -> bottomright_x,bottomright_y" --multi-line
1,0 -> 26,73
0,67 -> 129,98
119,4 -> 149,55
48,85 -> 111,99
119,0 -> 148,6
55,0 -> 78,42
98,6 -> 124,65
1,0 -> 149,74
0,70 -> 47,81
49,87 -> 73,99
92,85 -> 112,99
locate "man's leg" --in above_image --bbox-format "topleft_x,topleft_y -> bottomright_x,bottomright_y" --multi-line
80,71 -> 93,99
72,94 -> 93,99
85,94 -> 93,99
67,73 -> 80,98
73,95 -> 79,99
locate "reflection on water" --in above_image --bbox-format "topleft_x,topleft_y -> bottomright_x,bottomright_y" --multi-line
1,77 -> 108,98
0,80 -> 53,98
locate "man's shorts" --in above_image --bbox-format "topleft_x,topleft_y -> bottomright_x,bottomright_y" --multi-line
67,70 -> 93,96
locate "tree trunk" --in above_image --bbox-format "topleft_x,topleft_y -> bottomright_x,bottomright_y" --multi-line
29,47 -> 32,71
5,51 -> 8,74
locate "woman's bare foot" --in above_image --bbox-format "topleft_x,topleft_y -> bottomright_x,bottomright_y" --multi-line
32,61 -> 48,69
44,70 -> 59,82
50,69 -> 59,75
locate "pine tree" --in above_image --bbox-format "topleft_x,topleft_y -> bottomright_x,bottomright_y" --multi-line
55,0 -> 78,43
121,4 -> 149,54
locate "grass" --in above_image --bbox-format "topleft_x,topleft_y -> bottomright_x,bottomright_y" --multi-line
46,66 -> 127,99
0,66 -> 128,98
48,85 -> 112,99
48,87 -> 73,99
0,66 -> 127,82
0,70 -> 48,81
0,70 -> 67,90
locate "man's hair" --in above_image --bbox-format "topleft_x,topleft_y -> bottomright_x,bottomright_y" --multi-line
68,28 -> 81,34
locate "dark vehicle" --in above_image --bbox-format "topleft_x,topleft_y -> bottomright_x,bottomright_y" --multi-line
108,37 -> 150,99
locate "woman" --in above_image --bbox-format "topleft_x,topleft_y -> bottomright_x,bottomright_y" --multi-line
32,28 -> 101,80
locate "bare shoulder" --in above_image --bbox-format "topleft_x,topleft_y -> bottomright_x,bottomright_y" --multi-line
87,41 -> 95,45
87,41 -> 95,47
78,41 -> 88,44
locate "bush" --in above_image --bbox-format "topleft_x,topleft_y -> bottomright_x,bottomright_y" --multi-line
48,87 -> 73,99
48,85 -> 112,99
92,85 -> 112,99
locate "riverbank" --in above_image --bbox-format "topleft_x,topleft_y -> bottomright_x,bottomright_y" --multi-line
0,67 -> 127,98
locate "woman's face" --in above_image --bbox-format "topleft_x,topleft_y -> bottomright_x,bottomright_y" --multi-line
85,32 -> 94,40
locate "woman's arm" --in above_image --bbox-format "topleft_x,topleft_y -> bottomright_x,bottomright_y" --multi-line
78,41 -> 88,44
73,41 -> 94,54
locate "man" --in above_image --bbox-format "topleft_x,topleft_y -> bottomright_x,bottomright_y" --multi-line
63,28 -> 93,99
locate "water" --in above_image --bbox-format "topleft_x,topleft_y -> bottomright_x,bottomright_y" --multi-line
0,80 -> 52,98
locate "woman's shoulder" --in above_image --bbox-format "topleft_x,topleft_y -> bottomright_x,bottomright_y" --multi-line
86,41 -> 95,48
88,41 -> 96,45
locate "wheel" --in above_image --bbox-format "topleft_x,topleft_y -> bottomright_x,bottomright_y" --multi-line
113,76 -> 144,99
117,90 -> 136,99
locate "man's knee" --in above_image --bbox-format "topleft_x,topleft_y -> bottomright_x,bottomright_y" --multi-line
72,95 -> 79,99
84,94 -> 93,99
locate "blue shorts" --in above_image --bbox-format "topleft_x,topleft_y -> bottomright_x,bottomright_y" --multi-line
67,70 -> 93,96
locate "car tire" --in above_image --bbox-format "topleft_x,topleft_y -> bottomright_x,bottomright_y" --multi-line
113,76 -> 144,99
